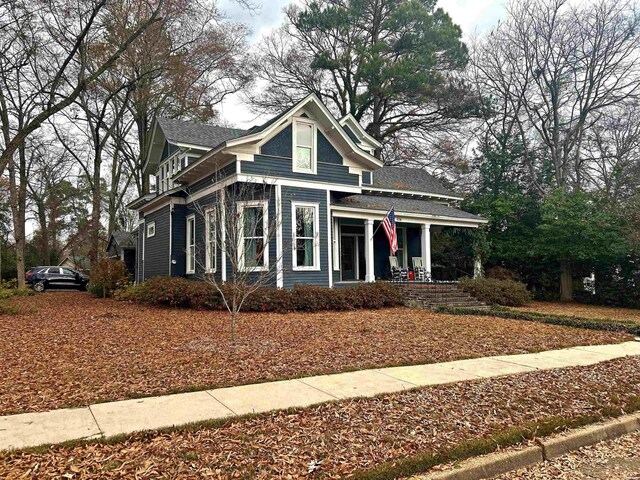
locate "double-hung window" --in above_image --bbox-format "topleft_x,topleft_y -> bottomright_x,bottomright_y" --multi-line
186,214 -> 195,274
205,209 -> 216,273
292,203 -> 319,270
293,119 -> 316,174
238,201 -> 268,271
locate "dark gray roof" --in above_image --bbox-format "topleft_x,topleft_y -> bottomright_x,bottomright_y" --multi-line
157,118 -> 246,149
331,194 -> 485,221
371,166 -> 458,198
112,231 -> 137,249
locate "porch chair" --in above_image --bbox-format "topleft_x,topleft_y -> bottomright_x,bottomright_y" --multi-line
412,257 -> 431,283
389,256 -> 408,282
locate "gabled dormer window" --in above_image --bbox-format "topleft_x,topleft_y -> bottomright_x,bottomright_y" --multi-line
293,119 -> 316,174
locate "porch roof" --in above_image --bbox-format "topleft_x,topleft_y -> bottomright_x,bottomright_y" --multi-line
331,194 -> 486,222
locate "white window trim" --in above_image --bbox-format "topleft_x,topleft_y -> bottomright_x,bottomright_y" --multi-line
186,214 -> 195,274
291,202 -> 321,271
146,221 -> 156,238
292,118 -> 317,175
205,208 -> 217,273
237,200 -> 269,272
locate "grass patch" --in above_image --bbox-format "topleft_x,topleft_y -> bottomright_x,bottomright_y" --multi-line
436,305 -> 640,336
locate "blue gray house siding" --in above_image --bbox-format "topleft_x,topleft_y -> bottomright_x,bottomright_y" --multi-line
281,186 -> 329,288
243,124 -> 359,187
171,204 -> 187,276
188,161 -> 236,194
142,206 -> 171,280
136,222 -> 144,283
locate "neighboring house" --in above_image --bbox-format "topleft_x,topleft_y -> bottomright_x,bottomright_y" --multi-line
105,231 -> 137,277
128,94 -> 486,287
58,255 -> 90,273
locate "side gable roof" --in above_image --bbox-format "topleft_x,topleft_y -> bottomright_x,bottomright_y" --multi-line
369,166 -> 462,199
144,118 -> 246,174
338,113 -> 382,149
157,118 -> 246,149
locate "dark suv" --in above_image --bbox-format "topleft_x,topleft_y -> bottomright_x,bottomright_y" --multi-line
25,266 -> 89,292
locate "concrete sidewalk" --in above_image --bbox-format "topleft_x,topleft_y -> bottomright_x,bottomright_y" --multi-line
1,341 -> 639,451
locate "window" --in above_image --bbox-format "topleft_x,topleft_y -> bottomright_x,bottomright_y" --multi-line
157,155 -> 183,193
186,215 -> 195,274
146,221 -> 156,238
292,203 -> 319,270
293,120 -> 316,174
205,209 -> 216,273
238,201 -> 268,271
61,268 -> 75,276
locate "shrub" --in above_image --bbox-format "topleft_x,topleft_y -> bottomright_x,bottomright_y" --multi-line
0,285 -> 35,300
485,266 -> 518,281
459,277 -> 531,307
116,277 -> 402,313
89,259 -> 129,298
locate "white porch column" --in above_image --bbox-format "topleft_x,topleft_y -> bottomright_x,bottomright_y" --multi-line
421,224 -> 431,275
365,218 -> 375,282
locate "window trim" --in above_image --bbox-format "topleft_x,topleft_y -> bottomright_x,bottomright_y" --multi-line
237,200 -> 269,272
292,118 -> 317,174
146,221 -> 156,238
186,214 -> 195,274
291,201 -> 320,271
205,208 -> 217,273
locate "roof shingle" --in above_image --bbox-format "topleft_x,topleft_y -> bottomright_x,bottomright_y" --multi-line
157,118 -> 246,149
371,166 -> 458,198
331,194 -> 485,221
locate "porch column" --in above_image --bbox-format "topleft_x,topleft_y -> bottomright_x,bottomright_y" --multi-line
365,218 -> 375,282
421,224 -> 431,275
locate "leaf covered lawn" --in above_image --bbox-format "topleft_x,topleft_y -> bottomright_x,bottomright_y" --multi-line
1,356 -> 639,479
0,291 -> 631,415
514,301 -> 640,324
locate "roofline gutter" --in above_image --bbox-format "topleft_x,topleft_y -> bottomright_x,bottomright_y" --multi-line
362,187 -> 464,202
330,204 -> 488,226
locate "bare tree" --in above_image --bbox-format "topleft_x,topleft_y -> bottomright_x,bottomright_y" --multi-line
582,103 -> 640,201
191,180 -> 283,341
471,0 -> 640,191
0,0 -> 163,178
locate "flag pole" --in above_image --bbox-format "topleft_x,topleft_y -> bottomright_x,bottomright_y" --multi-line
372,207 -> 393,237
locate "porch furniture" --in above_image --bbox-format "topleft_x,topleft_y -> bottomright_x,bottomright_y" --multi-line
389,256 -> 408,282
412,257 -> 431,283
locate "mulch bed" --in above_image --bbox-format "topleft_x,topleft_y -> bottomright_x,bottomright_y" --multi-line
515,301 -> 640,324
1,356 -> 639,479
0,291 -> 631,416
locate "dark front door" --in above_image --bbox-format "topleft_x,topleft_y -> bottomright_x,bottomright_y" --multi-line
341,236 -> 356,281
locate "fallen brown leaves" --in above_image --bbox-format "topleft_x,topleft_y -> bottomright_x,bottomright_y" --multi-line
515,301 -> 640,324
495,429 -> 640,479
1,356 -> 639,479
0,292 -> 631,416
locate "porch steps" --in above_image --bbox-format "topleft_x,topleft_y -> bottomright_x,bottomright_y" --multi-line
395,283 -> 489,310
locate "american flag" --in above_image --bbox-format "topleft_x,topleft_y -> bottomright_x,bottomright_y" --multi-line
382,207 -> 398,254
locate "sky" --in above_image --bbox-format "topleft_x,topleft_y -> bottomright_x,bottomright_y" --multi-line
216,0 -> 508,128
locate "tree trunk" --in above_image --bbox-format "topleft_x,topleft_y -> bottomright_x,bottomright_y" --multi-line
8,152 -> 27,287
36,200 -> 51,265
560,258 -> 573,301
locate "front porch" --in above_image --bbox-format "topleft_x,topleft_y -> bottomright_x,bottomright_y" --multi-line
329,196 -> 487,286
332,217 -> 434,284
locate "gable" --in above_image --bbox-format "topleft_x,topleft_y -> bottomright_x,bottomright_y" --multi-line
261,125 -> 292,157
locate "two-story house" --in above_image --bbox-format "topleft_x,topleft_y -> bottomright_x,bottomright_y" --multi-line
128,94 -> 486,287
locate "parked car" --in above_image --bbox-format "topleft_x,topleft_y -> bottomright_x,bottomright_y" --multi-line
25,266 -> 89,292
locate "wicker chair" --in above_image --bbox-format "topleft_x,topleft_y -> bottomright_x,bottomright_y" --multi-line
389,256 -> 408,282
412,257 -> 430,283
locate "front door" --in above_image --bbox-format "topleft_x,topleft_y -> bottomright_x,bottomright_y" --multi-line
341,236 -> 356,281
